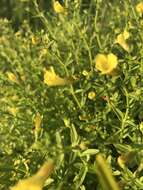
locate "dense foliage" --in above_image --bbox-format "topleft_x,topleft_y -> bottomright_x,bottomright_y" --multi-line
0,0 -> 143,189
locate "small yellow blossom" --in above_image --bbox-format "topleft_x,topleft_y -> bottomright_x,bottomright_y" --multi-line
7,72 -> 19,83
115,30 -> 130,52
82,70 -> 90,79
10,160 -> 54,190
88,91 -> 96,100
53,1 -> 67,14
136,2 -> 143,13
44,67 -> 72,86
8,107 -> 18,116
95,53 -> 118,74
34,113 -> 42,132
31,36 -> 39,45
82,70 -> 89,76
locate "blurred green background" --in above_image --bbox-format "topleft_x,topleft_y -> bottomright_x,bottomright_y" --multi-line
0,0 -> 52,30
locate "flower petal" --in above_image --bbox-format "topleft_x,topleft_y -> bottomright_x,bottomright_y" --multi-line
44,68 -> 72,86
107,53 -> 118,70
95,54 -> 109,73
116,34 -> 129,52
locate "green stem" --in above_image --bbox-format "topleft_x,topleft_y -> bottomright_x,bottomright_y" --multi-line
127,0 -> 143,42
120,88 -> 129,142
74,24 -> 93,72
32,0 -> 56,41
94,5 -> 102,50
70,86 -> 82,110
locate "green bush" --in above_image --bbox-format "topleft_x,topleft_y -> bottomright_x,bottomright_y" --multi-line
0,0 -> 143,189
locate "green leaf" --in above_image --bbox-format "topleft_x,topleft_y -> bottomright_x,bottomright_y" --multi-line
81,149 -> 99,157
74,165 -> 88,189
70,124 -> 80,147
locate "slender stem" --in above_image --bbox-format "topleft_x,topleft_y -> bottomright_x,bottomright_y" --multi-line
70,85 -> 82,110
120,88 -> 129,142
32,0 -> 56,41
94,5 -> 102,50
127,0 -> 143,42
74,24 -> 93,72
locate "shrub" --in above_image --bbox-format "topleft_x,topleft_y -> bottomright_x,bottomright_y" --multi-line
0,0 -> 143,189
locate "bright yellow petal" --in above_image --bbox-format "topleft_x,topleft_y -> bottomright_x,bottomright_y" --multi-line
121,42 -> 129,52
95,54 -> 109,73
116,34 -> 125,45
95,53 -> 118,74
107,53 -> 118,71
123,30 -> 130,40
53,1 -> 67,14
88,91 -> 96,100
116,34 -> 129,52
136,2 -> 143,13
44,68 -> 72,86
31,36 -> 39,45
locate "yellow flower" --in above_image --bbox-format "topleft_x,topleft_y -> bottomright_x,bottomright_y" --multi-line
7,72 -> 19,83
44,67 -> 72,86
10,160 -> 54,190
53,1 -> 67,14
82,70 -> 90,79
34,113 -> 42,132
82,70 -> 89,77
88,91 -> 96,100
95,53 -> 118,74
136,2 -> 143,13
115,30 -> 130,52
31,36 -> 39,45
